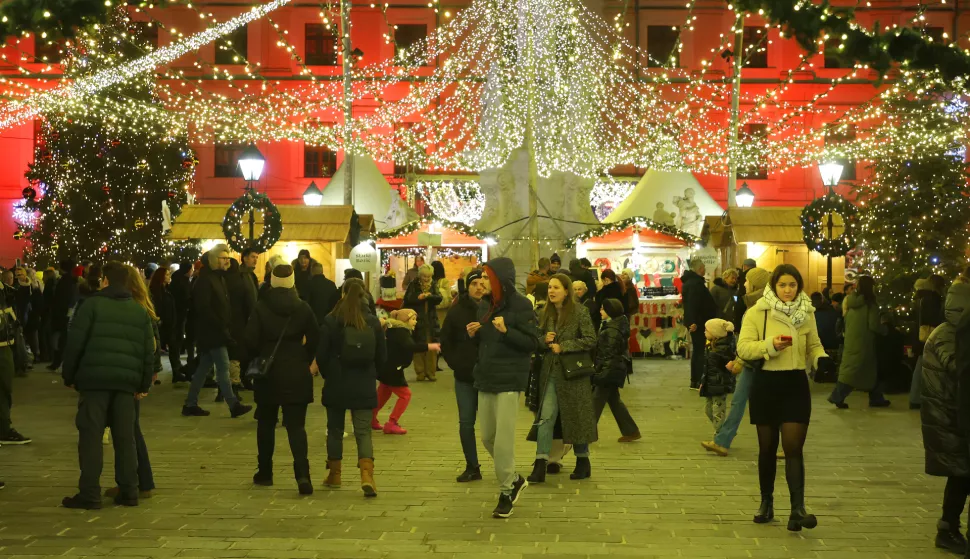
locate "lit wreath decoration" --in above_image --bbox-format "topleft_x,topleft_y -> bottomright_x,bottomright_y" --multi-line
222,190 -> 283,253
799,193 -> 858,257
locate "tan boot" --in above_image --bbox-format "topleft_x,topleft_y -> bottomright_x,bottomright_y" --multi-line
323,459 -> 341,487
359,458 -> 377,497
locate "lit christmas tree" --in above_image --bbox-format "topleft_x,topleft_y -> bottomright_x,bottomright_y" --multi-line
19,10 -> 196,265
855,81 -> 970,312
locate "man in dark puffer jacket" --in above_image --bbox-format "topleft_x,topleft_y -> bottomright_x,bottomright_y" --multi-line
61,261 -> 155,510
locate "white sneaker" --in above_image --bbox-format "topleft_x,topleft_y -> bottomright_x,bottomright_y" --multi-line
343,431 -> 349,439
102,429 -> 111,445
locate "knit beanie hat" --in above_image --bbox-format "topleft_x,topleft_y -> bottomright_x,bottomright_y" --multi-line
465,269 -> 483,287
705,318 -> 734,339
271,264 -> 295,289
745,267 -> 771,294
391,308 -> 417,323
206,243 -> 229,269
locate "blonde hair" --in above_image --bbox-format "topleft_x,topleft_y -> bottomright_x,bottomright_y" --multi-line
571,280 -> 588,294
418,264 -> 434,278
124,264 -> 158,321
721,268 -> 739,281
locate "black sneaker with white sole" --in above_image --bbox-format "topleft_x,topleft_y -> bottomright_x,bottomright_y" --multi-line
1,429 -> 31,444
510,473 -> 528,504
492,493 -> 514,518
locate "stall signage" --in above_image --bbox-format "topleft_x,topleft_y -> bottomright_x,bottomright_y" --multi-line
417,232 -> 443,247
692,246 -> 719,270
350,242 -> 379,272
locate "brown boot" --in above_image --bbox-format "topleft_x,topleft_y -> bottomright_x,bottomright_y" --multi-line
323,459 -> 341,487
359,458 -> 377,497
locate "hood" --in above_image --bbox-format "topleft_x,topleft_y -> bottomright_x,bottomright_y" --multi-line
599,281 -> 623,300
291,257 -> 319,272
262,285 -> 305,314
710,332 -> 735,353
568,259 -> 584,277
945,280 -> 970,329
484,257 -> 516,298
385,318 -> 413,331
605,315 -> 631,337
92,284 -> 132,301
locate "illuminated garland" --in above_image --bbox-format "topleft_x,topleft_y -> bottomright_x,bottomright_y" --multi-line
435,247 -> 483,260
380,246 -> 426,267
376,214 -> 490,241
416,179 -> 485,226
222,190 -> 282,253
0,0 -> 168,42
565,216 -> 698,249
800,193 -> 858,257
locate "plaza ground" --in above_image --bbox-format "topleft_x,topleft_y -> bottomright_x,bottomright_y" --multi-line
0,358 -> 951,558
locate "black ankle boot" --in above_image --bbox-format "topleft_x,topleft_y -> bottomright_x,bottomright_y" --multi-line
253,469 -> 273,486
528,459 -> 547,483
456,464 -> 482,483
935,520 -> 968,554
569,457 -> 591,480
753,496 -> 774,523
785,456 -> 817,531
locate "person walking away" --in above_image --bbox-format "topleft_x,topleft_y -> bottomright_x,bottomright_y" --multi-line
307,262 -> 338,324
528,273 -> 598,483
592,298 -> 640,442
373,309 -> 439,435
682,259 -> 717,390
48,259 -> 79,371
291,249 -> 318,301
315,281 -> 386,497
0,279 -> 30,445
920,275 -> 970,554
710,269 -> 739,321
169,262 -> 194,364
149,268 -> 184,382
699,318 -> 737,448
527,258 -> 552,295
60,261 -> 155,509
181,245 -> 253,419
40,267 -> 59,363
737,264 -> 828,531
245,265 -> 320,495
572,281 -> 600,333
13,267 -> 42,364
827,276 -> 891,409
912,275 -> 948,409
441,269 -> 486,482
224,257 -> 256,401
470,257 -> 536,518
403,264 -> 442,381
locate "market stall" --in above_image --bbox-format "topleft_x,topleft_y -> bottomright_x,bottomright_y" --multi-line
374,216 -> 493,308
569,217 -> 698,357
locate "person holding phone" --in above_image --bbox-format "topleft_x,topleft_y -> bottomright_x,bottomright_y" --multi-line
737,264 -> 828,532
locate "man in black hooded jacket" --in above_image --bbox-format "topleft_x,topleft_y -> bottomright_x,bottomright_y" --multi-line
681,259 -> 716,390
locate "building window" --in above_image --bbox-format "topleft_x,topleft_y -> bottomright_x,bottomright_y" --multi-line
395,24 -> 428,65
924,26 -> 948,44
738,123 -> 768,179
34,38 -> 63,63
825,124 -> 857,181
214,144 -> 245,178
646,26 -> 679,68
742,27 -> 769,68
215,26 -> 248,65
305,24 -> 339,66
304,144 -> 337,178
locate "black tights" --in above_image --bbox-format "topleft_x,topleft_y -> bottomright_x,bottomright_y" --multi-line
757,423 -> 809,504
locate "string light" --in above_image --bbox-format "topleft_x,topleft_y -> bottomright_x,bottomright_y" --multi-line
416,179 -> 485,226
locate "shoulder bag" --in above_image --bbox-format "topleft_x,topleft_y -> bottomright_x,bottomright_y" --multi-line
245,315 -> 293,382
748,310 -> 769,373
557,318 -> 595,380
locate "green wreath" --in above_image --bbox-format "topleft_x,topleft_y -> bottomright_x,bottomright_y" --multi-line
222,190 -> 283,253
800,193 -> 858,257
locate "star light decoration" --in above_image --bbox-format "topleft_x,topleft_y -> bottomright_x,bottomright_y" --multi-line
416,179 -> 485,226
589,177 -> 636,222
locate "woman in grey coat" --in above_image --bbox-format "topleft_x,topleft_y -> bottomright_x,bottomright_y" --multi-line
828,276 -> 890,408
530,273 -> 598,482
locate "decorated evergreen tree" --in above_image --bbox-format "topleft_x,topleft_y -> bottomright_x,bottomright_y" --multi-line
19,9 -> 196,265
855,81 -> 970,312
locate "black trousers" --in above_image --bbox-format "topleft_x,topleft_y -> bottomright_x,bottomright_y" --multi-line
182,315 -> 195,362
76,390 -> 137,502
690,330 -> 706,384
255,403 -> 310,480
592,385 -> 640,437
943,476 -> 970,527
161,325 -> 182,376
131,400 -> 154,491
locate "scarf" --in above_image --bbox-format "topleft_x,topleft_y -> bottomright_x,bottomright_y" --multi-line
762,288 -> 814,328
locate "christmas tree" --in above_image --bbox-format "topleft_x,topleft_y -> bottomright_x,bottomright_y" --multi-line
855,79 -> 970,312
19,9 -> 196,265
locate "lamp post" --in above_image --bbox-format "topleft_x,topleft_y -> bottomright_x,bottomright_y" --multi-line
735,182 -> 755,208
817,161 -> 843,292
238,143 -> 265,241
303,181 -> 323,206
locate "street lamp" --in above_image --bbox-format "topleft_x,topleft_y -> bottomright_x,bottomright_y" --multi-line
303,181 -> 323,206
237,143 -> 266,242
735,182 -> 755,208
817,161 -> 843,292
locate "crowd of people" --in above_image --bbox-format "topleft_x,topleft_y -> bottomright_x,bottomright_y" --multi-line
1,248 -> 969,543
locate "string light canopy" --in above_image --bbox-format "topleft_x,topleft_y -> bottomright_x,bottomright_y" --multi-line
416,179 -> 485,226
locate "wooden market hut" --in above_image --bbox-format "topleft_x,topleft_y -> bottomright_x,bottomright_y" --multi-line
167,204 -> 375,279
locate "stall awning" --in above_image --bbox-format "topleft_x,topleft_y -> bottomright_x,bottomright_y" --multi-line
706,207 -> 844,245
375,216 -> 489,248
168,204 -> 375,243
567,216 -> 697,249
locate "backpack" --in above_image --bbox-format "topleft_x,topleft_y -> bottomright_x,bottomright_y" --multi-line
341,323 -> 376,366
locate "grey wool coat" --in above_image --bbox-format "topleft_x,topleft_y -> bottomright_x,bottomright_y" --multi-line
537,303 -> 599,445
837,292 -> 887,390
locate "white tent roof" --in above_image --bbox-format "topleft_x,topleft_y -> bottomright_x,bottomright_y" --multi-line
605,170 -> 724,223
322,154 -> 394,227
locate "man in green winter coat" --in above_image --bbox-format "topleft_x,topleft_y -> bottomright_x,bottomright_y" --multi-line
61,261 -> 155,510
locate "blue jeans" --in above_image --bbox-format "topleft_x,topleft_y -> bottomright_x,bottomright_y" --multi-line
909,356 -> 923,406
454,379 -> 479,467
829,381 -> 887,405
714,366 -> 752,449
185,346 -> 237,410
536,377 -> 589,459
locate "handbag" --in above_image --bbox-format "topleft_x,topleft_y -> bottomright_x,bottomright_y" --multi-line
245,315 -> 292,382
558,351 -> 595,380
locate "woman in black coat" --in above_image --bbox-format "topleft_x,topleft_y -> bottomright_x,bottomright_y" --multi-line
316,280 -> 386,497
149,267 -> 185,382
592,299 -> 640,441
402,264 -> 442,381
245,265 -> 319,495
372,309 -> 439,435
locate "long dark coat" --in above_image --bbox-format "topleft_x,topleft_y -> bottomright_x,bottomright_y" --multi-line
537,302 -> 598,445
403,278 -> 442,342
837,293 -> 886,390
379,320 -> 428,387
317,313 -> 387,410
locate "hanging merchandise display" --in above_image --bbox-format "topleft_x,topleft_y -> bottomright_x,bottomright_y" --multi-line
222,190 -> 283,253
799,193 -> 858,257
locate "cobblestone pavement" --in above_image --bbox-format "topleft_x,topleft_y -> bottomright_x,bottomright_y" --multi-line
0,358 -> 951,558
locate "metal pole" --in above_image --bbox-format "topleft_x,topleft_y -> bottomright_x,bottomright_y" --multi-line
826,188 -> 834,292
247,182 -> 255,241
341,0 -> 354,207
524,3 -> 539,268
726,16 -> 743,208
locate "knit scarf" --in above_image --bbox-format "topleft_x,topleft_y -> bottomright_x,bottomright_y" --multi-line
762,288 -> 814,328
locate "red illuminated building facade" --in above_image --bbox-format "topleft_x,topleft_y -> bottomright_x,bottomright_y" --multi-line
0,0 -> 966,265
